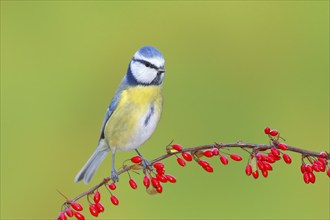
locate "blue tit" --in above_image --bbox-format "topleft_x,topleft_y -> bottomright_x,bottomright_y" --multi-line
75,46 -> 166,184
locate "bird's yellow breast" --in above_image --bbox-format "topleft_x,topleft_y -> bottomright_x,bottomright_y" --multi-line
104,86 -> 162,151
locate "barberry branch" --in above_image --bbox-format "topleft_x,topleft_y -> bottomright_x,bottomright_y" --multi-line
56,127 -> 329,220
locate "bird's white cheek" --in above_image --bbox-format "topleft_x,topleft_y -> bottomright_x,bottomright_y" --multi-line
130,63 -> 157,84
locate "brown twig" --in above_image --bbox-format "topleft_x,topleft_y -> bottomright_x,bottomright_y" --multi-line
56,141 -> 329,219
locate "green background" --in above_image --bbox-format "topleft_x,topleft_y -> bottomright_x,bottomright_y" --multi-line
1,1 -> 329,219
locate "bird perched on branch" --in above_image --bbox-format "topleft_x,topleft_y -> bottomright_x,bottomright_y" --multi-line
75,46 -> 166,184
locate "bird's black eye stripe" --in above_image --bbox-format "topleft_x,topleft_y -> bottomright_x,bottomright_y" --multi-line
133,58 -> 158,70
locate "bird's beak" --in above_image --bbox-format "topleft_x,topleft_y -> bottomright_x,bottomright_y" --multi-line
158,68 -> 165,74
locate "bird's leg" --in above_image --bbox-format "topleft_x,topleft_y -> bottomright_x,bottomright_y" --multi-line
111,151 -> 119,182
135,149 -> 152,171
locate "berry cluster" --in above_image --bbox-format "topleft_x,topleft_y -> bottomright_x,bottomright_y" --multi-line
59,202 -> 86,220
263,127 -> 329,182
58,154 -> 177,219
130,155 -> 177,194
58,192 -> 106,220
170,128 -> 329,183
171,144 -> 243,173
301,152 -> 329,184
241,127 -> 290,179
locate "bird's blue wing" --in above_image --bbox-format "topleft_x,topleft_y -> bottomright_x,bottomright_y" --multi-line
98,77 -> 129,141
98,98 -> 117,140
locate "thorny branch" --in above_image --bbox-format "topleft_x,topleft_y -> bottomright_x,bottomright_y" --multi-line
56,138 -> 329,219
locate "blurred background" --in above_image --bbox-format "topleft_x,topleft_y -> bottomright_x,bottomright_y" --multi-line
1,1 -> 329,219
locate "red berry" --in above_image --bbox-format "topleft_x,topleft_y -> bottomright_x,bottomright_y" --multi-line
182,152 -> 193,161
156,168 -> 165,175
151,177 -> 160,188
203,150 -> 214,158
129,178 -> 138,189
212,148 -> 220,156
268,154 -> 277,162
269,129 -> 278,136
327,168 -> 330,177
172,144 -> 183,151
220,155 -> 228,165
203,165 -> 214,172
271,147 -> 280,157
245,164 -> 252,176
177,157 -> 186,166
263,162 -> 273,171
319,164 -> 326,172
259,153 -> 268,161
278,143 -> 288,150
109,182 -> 116,190
93,191 -> 101,203
266,156 -> 275,163
257,160 -> 265,171
256,153 -> 263,161
143,175 -> 150,187
95,203 -> 104,212
314,160 -> 323,167
262,170 -> 268,178
71,202 -> 83,211
272,153 -> 281,160
320,152 -> 327,158
252,170 -> 259,179
130,156 -> 142,163
198,160 -> 210,168
110,195 -> 119,206
264,127 -> 271,134
303,172 -> 310,184
308,172 -> 316,183
283,154 -> 292,164
267,152 -> 274,158
65,208 -> 74,217
59,212 -> 67,220
74,212 -> 85,220
230,154 -> 242,161
153,162 -> 164,170
300,164 -> 306,173
165,174 -> 176,183
317,157 -> 327,165
312,164 -> 320,172
89,204 -> 99,217
156,174 -> 167,183
305,164 -> 313,173
156,185 -> 163,193
256,154 -> 262,161
275,155 -> 281,161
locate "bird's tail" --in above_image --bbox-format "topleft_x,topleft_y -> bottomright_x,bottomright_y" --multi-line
74,140 -> 110,184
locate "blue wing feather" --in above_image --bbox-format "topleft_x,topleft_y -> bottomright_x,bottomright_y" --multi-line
98,76 -> 130,140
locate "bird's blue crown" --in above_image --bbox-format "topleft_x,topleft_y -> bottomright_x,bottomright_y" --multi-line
137,46 -> 164,59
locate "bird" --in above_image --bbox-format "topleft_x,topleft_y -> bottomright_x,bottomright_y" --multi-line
74,46 -> 166,184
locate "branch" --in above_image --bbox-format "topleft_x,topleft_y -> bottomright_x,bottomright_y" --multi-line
56,128 -> 329,220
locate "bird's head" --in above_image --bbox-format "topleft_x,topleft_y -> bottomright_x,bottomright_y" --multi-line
127,46 -> 165,86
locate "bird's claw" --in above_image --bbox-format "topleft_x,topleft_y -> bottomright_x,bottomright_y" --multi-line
142,158 -> 152,171
111,169 -> 119,182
